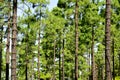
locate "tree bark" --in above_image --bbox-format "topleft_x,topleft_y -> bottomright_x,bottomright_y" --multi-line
75,0 -> 79,80
38,23 -> 41,80
11,0 -> 17,80
25,59 -> 28,80
59,36 -> 61,80
105,0 -> 112,80
62,34 -> 64,80
118,53 -> 120,76
6,0 -> 11,80
25,23 -> 30,80
53,40 -> 56,80
91,26 -> 96,80
112,38 -> 115,80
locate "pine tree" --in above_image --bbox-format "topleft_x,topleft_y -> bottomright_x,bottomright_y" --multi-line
11,0 -> 17,80
6,0 -> 11,80
105,0 -> 112,80
53,40 -> 56,80
91,26 -> 96,80
37,4 -> 41,79
75,0 -> 79,79
62,29 -> 65,80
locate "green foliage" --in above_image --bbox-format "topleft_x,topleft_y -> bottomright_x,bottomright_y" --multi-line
0,0 -> 120,80
115,76 -> 120,80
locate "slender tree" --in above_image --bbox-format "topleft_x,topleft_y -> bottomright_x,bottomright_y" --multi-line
38,26 -> 41,80
25,23 -> 30,80
91,26 -> 96,80
75,0 -> 79,79
6,0 -> 11,80
62,30 -> 65,80
59,34 -> 61,80
112,38 -> 115,80
11,0 -> 17,80
25,44 -> 28,80
38,11 -> 41,80
0,25 -> 3,80
53,40 -> 56,80
105,0 -> 112,80
119,52 -> 120,76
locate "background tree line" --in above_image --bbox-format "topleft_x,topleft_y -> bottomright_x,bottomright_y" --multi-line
0,0 -> 120,80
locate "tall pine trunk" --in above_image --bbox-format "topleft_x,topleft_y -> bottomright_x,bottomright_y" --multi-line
6,0 -> 11,80
38,23 -> 41,80
25,23 -> 30,80
38,5 -> 42,79
119,53 -> 120,76
0,25 -> 3,80
53,40 -> 56,80
75,0 -> 79,80
25,46 -> 28,80
112,38 -> 115,80
62,33 -> 65,80
11,0 -> 17,79
59,36 -> 61,80
105,0 -> 112,80
91,26 -> 96,80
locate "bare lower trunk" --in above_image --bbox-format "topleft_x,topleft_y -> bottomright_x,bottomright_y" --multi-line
112,39 -> 115,80
38,28 -> 40,80
59,38 -> 61,80
62,38 -> 64,80
91,26 -> 96,80
119,53 -> 120,76
53,40 -> 56,80
6,0 -> 11,80
11,0 -> 17,80
25,24 -> 29,80
75,0 -> 79,80
25,61 -> 28,80
105,0 -> 112,80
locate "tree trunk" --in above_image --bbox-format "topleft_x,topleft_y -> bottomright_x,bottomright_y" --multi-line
6,0 -> 11,80
53,40 -> 56,80
87,48 -> 91,80
62,35 -> 64,80
118,53 -> 120,76
112,39 -> 115,80
25,60 -> 28,80
38,23 -> 41,80
59,36 -> 61,80
25,45 -> 28,80
25,23 -> 30,80
75,0 -> 79,80
11,0 -> 17,80
0,25 -> 3,80
105,0 -> 112,80
91,26 -> 96,80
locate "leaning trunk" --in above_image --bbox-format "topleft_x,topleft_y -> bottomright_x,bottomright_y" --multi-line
105,0 -> 112,80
